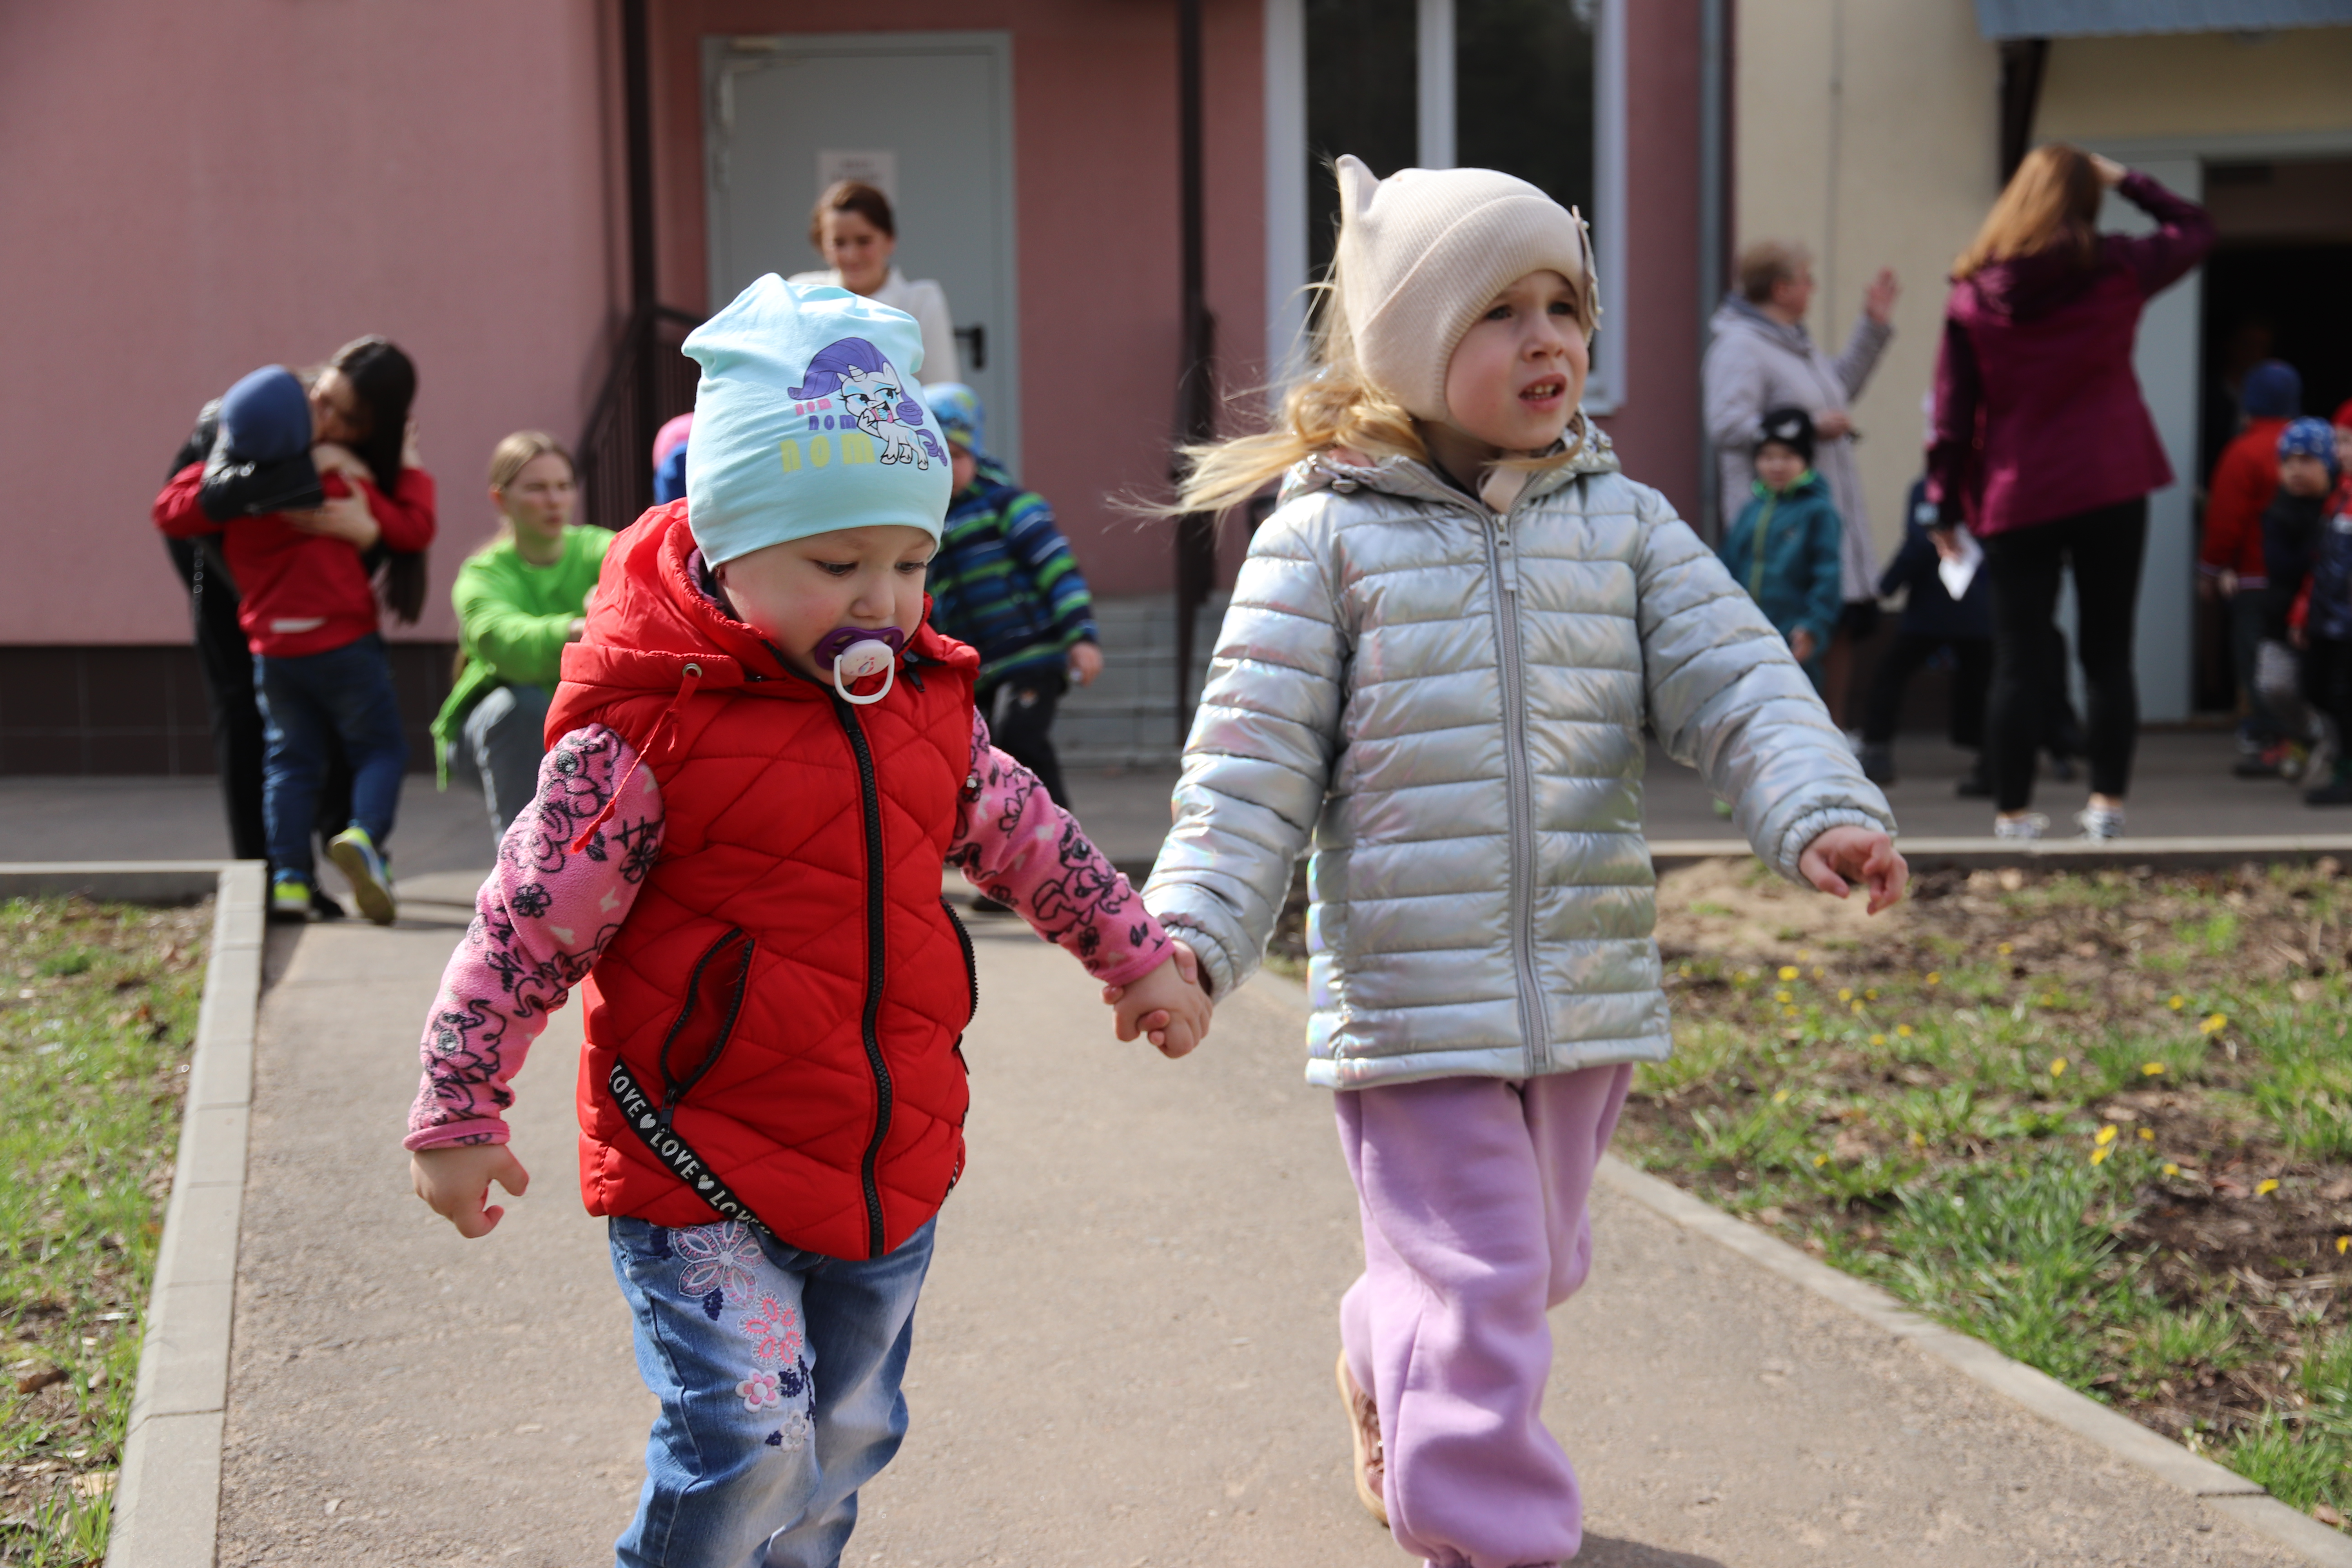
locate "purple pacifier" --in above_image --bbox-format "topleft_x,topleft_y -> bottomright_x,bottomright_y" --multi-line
813,625 -> 906,705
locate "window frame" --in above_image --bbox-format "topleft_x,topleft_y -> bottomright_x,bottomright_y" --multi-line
1264,0 -> 1626,412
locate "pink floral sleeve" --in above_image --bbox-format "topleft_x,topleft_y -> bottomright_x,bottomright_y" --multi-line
949,711 -> 1171,986
404,726 -> 664,1151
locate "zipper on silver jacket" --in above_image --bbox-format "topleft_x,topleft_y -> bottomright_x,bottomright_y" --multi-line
1480,510 -> 1548,1074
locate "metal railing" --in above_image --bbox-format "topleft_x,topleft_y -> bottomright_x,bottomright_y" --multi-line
576,303 -> 703,534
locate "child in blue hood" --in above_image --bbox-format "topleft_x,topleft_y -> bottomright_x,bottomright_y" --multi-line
1717,406 -> 1844,689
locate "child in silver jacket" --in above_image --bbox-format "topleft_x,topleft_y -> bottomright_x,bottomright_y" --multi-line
1130,156 -> 1904,1568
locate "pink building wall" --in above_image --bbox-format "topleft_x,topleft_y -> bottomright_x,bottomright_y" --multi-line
1593,0 -> 1702,523
0,0 -> 628,647
647,0 -> 1267,597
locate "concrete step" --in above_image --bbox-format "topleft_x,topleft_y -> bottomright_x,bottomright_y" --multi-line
1060,593 -> 1228,768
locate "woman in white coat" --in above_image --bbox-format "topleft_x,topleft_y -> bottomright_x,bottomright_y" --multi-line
789,180 -> 961,385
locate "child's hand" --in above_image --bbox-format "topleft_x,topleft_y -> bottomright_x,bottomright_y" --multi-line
1103,942 -> 1211,1059
1788,627 -> 1818,663
411,1143 -> 530,1239
1798,827 -> 1907,915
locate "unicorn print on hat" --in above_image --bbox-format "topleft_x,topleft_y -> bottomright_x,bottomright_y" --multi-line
788,339 -> 946,471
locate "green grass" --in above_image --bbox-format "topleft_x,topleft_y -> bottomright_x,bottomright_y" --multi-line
1628,862 -> 2352,1531
0,897 -> 208,1564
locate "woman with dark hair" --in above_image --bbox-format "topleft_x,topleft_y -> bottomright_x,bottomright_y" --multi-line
788,179 -> 961,384
154,335 -> 436,923
1927,146 -> 2214,840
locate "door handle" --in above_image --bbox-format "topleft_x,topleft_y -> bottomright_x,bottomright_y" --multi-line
953,323 -> 987,372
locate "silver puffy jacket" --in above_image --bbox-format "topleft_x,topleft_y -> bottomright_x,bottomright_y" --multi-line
1143,437 -> 1895,1089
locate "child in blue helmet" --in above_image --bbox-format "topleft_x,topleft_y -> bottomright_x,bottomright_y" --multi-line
2263,418 -> 2352,804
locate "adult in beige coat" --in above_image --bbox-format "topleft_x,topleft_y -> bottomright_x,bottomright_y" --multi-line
1704,241 -> 1898,726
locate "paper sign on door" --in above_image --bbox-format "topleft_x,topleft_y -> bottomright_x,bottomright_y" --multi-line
817,150 -> 897,203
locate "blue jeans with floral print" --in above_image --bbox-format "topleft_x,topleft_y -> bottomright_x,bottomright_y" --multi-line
607,1215 -> 936,1568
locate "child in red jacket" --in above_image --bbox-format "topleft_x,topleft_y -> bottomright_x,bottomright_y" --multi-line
404,277 -> 1208,1568
154,338 -> 434,924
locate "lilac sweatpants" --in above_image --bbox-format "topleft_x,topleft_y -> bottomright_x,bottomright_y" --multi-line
1336,1065 -> 1633,1568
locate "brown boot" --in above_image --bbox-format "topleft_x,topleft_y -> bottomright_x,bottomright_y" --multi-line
1336,1350 -> 1388,1526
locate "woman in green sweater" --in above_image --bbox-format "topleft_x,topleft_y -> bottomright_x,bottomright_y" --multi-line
431,432 -> 610,836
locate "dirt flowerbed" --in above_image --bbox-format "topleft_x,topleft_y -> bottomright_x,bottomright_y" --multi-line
1622,857 -> 2352,1527
0,897 -> 209,1566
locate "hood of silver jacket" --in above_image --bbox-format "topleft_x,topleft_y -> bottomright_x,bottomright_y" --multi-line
1143,452 -> 1894,1089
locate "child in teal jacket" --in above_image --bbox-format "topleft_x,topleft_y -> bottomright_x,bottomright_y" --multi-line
1718,406 -> 1845,689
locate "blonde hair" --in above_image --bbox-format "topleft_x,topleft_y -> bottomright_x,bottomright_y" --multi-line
477,431 -> 576,555
1175,260 -> 1595,517
1736,240 -> 1809,305
1953,143 -> 2103,281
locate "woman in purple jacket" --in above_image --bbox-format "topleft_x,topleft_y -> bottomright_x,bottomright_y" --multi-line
1927,145 -> 2213,840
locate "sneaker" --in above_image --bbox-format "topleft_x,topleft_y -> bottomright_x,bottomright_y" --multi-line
1336,1351 -> 1388,1527
2075,804 -> 2127,841
2281,742 -> 2311,784
269,875 -> 312,924
2306,768 -> 2352,806
327,826 -> 397,926
2234,740 -> 2302,780
1993,813 -> 2049,840
1858,742 -> 1896,786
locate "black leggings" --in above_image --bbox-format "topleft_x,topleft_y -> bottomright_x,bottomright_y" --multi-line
1983,497 -> 2148,812
2305,636 -> 2352,746
978,673 -> 1070,809
1860,634 -> 1992,749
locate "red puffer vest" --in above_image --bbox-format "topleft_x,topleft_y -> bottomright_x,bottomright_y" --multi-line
546,503 -> 982,1260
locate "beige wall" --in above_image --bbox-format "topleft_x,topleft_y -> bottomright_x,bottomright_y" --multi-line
2038,29 -> 2352,142
1732,9 -> 2352,572
1731,1 -> 2000,565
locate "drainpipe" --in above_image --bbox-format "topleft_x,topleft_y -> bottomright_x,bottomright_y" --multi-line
1173,0 -> 1219,744
622,0 -> 658,516
1695,0 -> 1727,541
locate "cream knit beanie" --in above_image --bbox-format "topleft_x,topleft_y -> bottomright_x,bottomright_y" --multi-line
1334,154 -> 1599,425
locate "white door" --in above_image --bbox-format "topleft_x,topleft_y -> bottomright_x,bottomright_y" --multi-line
704,32 -> 1021,472
2092,153 -> 2203,725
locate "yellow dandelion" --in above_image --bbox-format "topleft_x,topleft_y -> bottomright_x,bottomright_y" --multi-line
2169,995 -> 2185,1011
1813,967 -> 1826,980
1778,965 -> 1799,981
1784,1006 -> 1799,1018
1772,1088 -> 1790,1104
2051,1058 -> 2067,1077
1926,971 -> 1941,986
2338,1236 -> 2350,1255
1998,942 -> 2014,955
2091,1146 -> 2111,1165
2258,1178 -> 2280,1196
1775,989 -> 1793,1003
1814,1153 -> 1830,1167
1869,1033 -> 1887,1047
2201,1013 -> 2229,1035
1850,1000 -> 1864,1014
1838,988 -> 1854,1003
2138,1127 -> 2155,1141
1865,988 -> 1880,1000
2143,1062 -> 2166,1076
2162,1163 -> 2180,1176
1896,1024 -> 1915,1038
1909,1131 -> 1927,1148
2095,1125 -> 2118,1146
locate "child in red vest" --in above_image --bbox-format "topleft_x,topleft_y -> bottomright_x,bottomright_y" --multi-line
405,276 -> 1206,1567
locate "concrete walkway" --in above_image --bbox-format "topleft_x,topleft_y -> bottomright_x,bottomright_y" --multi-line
207,867 -> 2304,1567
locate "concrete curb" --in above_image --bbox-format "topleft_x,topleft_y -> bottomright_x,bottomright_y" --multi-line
1648,834 -> 2352,872
1594,1156 -> 2352,1566
16,861 -> 271,1568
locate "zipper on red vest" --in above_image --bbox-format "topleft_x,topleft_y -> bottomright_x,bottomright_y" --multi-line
571,660 -> 705,852
832,691 -> 895,1259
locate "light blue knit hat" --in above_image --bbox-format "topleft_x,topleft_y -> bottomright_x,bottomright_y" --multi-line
682,275 -> 951,565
